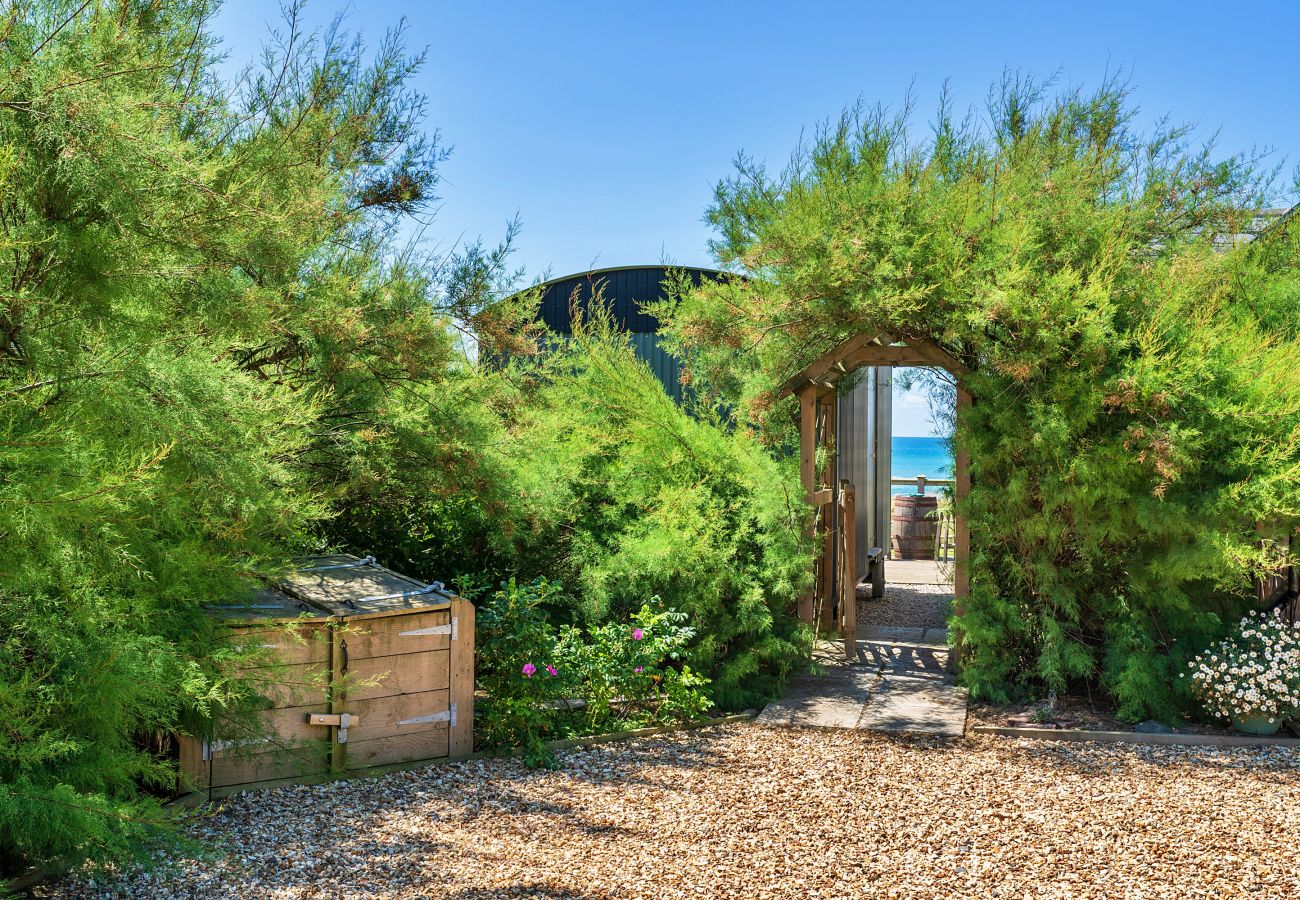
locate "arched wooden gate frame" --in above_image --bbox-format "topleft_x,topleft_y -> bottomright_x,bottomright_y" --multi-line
780,332 -> 971,661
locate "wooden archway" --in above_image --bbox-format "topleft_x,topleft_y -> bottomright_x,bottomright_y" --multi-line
781,332 -> 971,660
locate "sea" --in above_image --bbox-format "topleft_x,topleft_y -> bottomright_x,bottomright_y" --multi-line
892,436 -> 953,495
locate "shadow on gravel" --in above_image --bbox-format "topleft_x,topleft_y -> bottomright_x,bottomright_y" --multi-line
447,885 -> 618,900
981,735 -> 1300,776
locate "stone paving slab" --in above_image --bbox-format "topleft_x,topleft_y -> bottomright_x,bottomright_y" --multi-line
859,626 -> 949,647
855,673 -> 969,736
761,628 -> 968,737
856,639 -> 950,679
756,668 -> 880,729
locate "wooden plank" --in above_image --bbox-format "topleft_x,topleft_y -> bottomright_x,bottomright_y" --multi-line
330,620 -> 346,773
448,597 -> 475,757
780,333 -> 968,398
799,384 -> 817,495
345,728 -> 450,770
206,703 -> 332,755
952,386 -> 972,671
279,563 -> 428,611
893,335 -> 971,376
836,345 -> 939,371
208,744 -> 331,789
238,662 -> 330,708
347,689 -> 450,742
177,734 -> 207,793
778,329 -> 884,397
819,397 -> 837,633
338,608 -> 452,660
841,483 -> 857,659
344,650 -> 450,702
798,384 -> 817,625
229,622 -> 331,667
335,596 -> 453,620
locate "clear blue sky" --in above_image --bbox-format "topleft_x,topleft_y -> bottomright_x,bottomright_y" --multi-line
212,0 -> 1299,435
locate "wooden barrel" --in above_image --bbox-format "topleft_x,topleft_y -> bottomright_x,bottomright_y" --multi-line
891,494 -> 939,560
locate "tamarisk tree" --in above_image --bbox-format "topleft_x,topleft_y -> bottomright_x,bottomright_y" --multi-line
662,75 -> 1300,720
0,0 -> 521,873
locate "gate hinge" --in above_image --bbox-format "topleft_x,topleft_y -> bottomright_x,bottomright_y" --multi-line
201,736 -> 272,761
398,616 -> 457,640
397,702 -> 456,728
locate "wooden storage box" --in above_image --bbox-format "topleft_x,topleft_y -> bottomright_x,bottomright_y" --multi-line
179,555 -> 474,797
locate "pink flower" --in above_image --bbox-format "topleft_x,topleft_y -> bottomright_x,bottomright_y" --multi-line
546,664 -> 558,677
634,666 -> 643,674
632,628 -> 644,641
521,663 -> 537,678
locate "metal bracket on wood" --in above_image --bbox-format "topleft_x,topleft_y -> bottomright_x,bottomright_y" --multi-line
307,712 -> 359,743
351,581 -> 447,606
297,555 -> 377,572
397,703 -> 456,728
201,737 -> 273,761
398,616 -> 457,640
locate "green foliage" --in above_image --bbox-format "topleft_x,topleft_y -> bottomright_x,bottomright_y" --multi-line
661,74 -> 1300,720
0,0 -> 522,875
473,578 -> 571,765
474,579 -> 712,767
495,313 -> 815,710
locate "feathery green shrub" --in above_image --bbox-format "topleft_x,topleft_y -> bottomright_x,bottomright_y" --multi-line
0,0 -> 520,875
495,317 -> 814,710
661,75 -> 1300,720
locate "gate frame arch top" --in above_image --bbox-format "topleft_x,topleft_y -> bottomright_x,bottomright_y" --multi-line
780,330 -> 971,660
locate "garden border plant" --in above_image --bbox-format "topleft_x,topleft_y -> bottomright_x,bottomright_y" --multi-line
472,578 -> 713,767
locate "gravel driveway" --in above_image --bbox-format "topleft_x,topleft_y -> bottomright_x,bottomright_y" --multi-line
42,723 -> 1300,899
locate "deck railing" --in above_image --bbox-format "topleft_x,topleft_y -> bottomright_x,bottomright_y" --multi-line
889,475 -> 955,496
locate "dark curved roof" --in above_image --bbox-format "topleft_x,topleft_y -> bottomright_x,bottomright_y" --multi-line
527,265 -> 730,333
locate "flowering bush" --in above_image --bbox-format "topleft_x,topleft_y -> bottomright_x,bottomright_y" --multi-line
1184,611 -> 1300,726
474,578 -> 711,766
554,604 -> 711,734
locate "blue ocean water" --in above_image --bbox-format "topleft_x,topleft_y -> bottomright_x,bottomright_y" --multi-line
891,436 -> 953,494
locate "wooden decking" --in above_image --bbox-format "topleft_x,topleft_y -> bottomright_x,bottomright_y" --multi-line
882,558 -> 953,585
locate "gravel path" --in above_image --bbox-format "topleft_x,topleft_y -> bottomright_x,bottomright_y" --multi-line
42,724 -> 1300,899
858,582 -> 952,629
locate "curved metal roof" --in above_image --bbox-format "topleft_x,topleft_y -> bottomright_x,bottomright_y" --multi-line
520,264 -> 732,333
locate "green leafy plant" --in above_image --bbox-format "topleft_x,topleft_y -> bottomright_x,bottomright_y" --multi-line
0,0 -> 523,876
473,578 -> 575,766
474,580 -> 713,767
555,603 -> 713,733
494,311 -> 815,710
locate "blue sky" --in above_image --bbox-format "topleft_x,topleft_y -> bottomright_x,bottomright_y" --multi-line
212,1 -> 1300,435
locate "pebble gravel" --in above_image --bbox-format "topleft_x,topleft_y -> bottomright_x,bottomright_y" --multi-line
39,723 -> 1300,899
858,582 -> 952,629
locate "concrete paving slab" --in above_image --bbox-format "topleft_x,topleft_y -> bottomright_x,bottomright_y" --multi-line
856,674 -> 968,736
856,639 -> 950,679
757,669 -> 880,729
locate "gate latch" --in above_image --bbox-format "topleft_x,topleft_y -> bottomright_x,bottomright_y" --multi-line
307,712 -> 359,743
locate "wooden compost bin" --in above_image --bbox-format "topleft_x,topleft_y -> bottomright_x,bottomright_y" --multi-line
179,555 -> 474,798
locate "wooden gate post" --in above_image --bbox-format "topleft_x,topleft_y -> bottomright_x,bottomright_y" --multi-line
952,386 -> 972,668
818,395 -> 838,633
797,384 -> 817,625
841,482 -> 857,659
